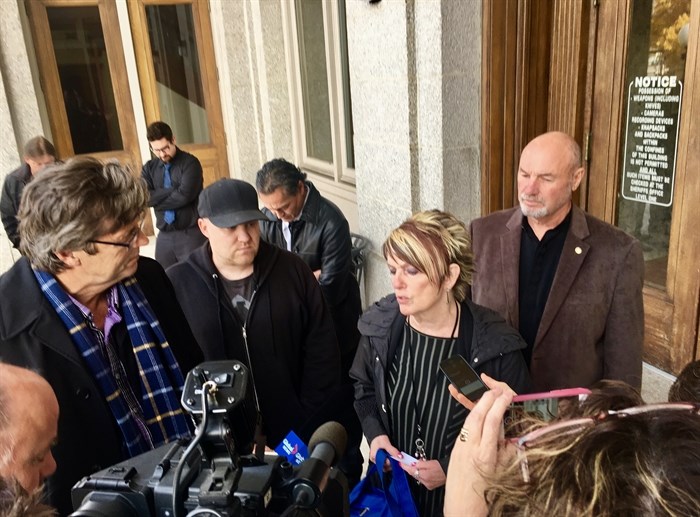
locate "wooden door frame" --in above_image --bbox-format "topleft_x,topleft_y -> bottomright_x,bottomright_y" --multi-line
481,0 -> 549,214
25,0 -> 141,172
482,0 -> 700,371
481,0 -> 589,214
586,0 -> 699,372
127,0 -> 228,185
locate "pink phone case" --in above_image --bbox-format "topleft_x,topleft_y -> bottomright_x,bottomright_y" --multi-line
512,387 -> 591,402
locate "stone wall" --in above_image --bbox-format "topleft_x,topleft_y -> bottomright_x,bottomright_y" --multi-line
346,0 -> 482,304
0,0 -> 45,273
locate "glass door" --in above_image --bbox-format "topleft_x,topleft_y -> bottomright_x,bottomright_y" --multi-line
586,0 -> 699,372
25,0 -> 140,171
615,0 -> 689,288
128,0 -> 228,185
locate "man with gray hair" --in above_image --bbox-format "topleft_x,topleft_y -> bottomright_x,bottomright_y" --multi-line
0,157 -> 202,514
470,131 -> 644,391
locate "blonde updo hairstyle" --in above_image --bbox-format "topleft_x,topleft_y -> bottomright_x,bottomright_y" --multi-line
382,209 -> 474,302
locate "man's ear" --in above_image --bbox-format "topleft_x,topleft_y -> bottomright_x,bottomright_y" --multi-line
55,249 -> 80,268
571,166 -> 585,192
198,218 -> 209,238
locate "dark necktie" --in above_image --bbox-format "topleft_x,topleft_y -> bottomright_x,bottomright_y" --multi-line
163,163 -> 175,224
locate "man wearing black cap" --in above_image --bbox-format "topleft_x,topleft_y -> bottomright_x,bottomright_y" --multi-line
166,179 -> 341,450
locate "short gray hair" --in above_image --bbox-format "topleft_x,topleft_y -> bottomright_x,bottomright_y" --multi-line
18,157 -> 148,273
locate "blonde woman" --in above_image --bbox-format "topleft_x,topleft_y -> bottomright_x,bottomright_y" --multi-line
351,210 -> 531,516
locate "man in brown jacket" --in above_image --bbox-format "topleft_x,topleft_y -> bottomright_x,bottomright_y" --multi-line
470,132 -> 644,391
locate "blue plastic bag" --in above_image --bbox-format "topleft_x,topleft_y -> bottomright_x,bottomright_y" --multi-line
349,449 -> 419,517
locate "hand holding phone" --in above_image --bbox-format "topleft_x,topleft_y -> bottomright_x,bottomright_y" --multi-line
440,355 -> 489,401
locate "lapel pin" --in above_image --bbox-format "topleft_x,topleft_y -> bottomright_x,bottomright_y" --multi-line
575,246 -> 582,255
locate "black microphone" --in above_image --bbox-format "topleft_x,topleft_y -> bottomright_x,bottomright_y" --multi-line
291,421 -> 347,508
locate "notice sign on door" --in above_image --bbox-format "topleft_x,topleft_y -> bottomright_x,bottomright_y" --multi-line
621,75 -> 682,207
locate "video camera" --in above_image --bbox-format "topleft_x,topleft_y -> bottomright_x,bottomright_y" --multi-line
70,361 -> 349,517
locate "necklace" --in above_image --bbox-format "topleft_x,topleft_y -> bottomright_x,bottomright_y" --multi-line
405,299 -> 460,461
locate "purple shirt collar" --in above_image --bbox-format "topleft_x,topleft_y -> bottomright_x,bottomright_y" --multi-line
69,285 -> 122,341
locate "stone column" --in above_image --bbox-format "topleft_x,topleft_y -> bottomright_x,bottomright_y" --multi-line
0,0 -> 45,273
346,0 -> 482,304
211,0 -> 294,182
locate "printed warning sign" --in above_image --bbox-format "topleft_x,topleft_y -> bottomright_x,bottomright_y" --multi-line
621,76 -> 682,207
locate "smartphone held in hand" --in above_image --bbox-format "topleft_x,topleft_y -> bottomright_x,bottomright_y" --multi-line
440,355 -> 489,401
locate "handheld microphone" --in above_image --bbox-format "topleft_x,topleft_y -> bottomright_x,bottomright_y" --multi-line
291,421 -> 347,508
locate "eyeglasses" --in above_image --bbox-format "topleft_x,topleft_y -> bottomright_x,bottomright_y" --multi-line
88,218 -> 146,249
150,142 -> 172,155
514,402 -> 700,482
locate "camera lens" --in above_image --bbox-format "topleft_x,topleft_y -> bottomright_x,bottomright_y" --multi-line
70,493 -> 141,517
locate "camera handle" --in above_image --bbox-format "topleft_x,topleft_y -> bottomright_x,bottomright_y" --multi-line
172,380 -> 217,517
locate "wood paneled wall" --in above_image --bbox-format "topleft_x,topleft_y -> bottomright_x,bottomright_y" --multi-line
481,0 -> 590,215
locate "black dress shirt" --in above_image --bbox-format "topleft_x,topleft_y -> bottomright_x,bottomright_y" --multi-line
518,210 -> 572,366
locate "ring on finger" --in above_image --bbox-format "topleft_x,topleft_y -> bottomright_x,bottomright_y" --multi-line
459,426 -> 469,442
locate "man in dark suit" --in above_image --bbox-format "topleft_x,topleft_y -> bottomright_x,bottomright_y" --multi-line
1,136 -> 56,250
470,131 -> 644,391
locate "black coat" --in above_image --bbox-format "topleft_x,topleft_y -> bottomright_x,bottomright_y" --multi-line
260,181 -> 361,374
0,163 -> 31,249
0,257 -> 202,516
166,240 -> 342,445
350,294 -> 532,471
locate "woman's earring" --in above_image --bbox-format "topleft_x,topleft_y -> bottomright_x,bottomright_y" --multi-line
446,288 -> 451,305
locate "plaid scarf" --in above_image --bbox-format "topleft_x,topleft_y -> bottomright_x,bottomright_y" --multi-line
34,269 -> 190,457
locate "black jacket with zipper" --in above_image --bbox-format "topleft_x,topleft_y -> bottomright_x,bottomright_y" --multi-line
260,181 -> 362,375
166,240 -> 341,445
350,294 -> 531,471
0,163 -> 32,249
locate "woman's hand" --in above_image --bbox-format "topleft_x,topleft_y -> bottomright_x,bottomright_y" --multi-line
448,373 -> 517,410
444,387 -> 514,517
399,459 -> 446,490
369,434 -> 401,471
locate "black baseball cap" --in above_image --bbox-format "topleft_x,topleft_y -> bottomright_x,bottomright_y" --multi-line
198,179 -> 269,228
